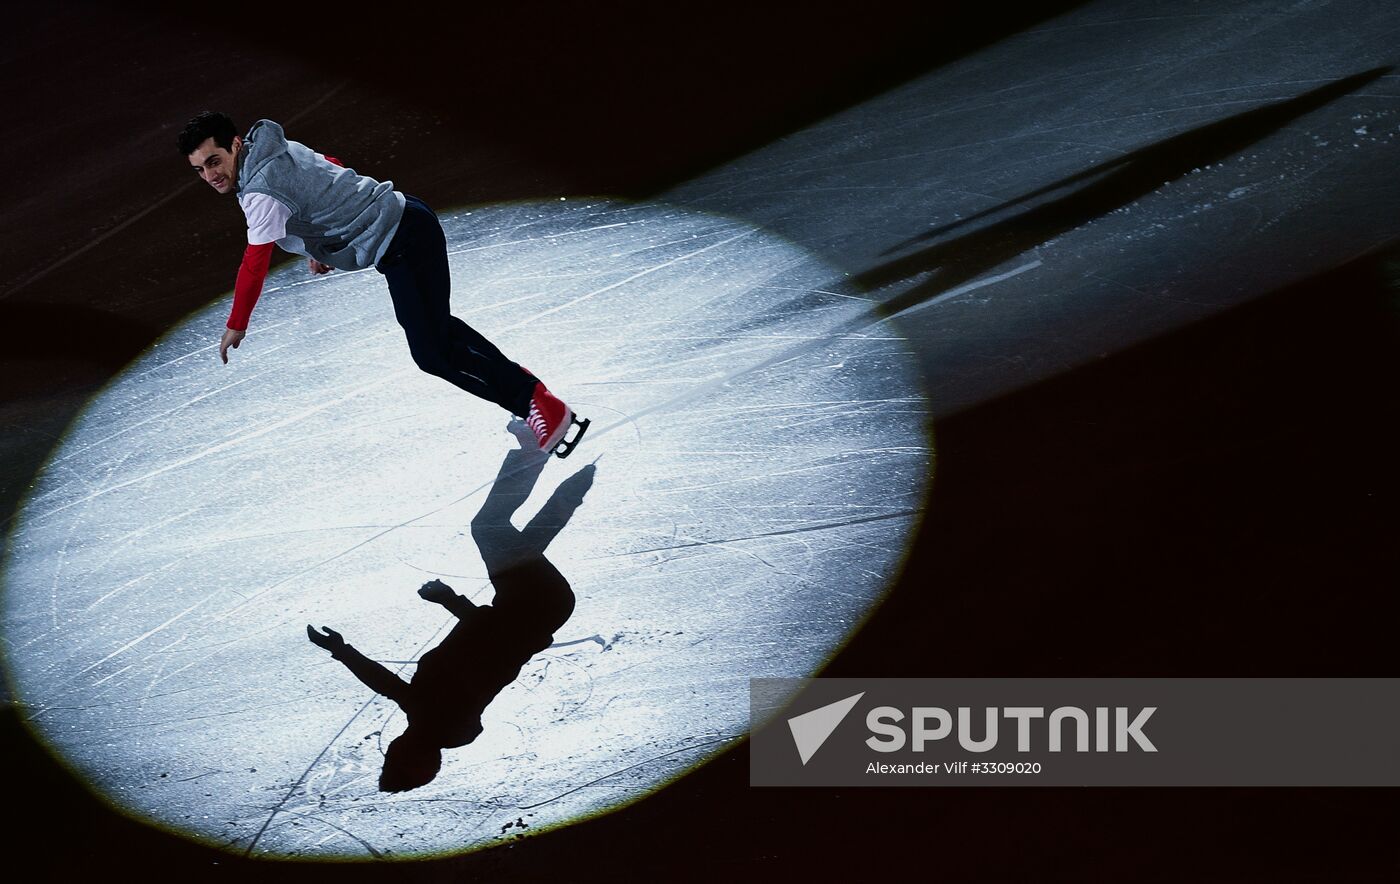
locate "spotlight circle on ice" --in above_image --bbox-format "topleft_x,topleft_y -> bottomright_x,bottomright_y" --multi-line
1,199 -> 931,858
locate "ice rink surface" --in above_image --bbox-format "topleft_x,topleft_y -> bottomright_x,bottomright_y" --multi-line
3,201 -> 928,856
2,0 -> 1398,872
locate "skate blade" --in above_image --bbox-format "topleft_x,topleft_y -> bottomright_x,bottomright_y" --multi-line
551,416 -> 590,459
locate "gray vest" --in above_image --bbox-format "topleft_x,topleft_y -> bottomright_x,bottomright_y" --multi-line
236,120 -> 405,271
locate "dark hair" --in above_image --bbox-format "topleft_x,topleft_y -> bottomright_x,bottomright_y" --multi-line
379,728 -> 442,792
177,111 -> 238,156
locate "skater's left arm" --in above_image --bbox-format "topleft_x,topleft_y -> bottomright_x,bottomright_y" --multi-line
418,580 -> 478,620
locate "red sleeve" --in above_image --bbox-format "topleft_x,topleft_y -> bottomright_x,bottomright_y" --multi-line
227,242 -> 275,331
227,155 -> 341,331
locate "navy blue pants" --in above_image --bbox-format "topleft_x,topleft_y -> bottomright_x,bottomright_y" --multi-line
376,195 -> 537,417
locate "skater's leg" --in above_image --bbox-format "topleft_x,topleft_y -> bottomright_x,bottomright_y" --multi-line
378,196 -> 537,414
379,212 -> 488,396
519,463 -> 596,553
472,437 -> 550,572
445,317 -> 538,418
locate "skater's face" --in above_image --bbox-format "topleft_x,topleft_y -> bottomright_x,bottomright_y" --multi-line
187,135 -> 242,195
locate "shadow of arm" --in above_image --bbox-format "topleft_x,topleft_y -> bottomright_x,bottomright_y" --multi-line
331,643 -> 412,703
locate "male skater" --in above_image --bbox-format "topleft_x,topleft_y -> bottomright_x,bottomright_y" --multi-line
178,111 -> 588,457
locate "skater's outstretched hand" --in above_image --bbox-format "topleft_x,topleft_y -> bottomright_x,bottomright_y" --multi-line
306,624 -> 346,653
219,327 -> 245,364
308,258 -> 333,275
418,580 -> 457,605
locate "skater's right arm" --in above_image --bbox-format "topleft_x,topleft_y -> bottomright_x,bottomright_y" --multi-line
334,644 -> 412,703
220,241 -> 274,363
307,625 -> 411,702
221,191 -> 293,363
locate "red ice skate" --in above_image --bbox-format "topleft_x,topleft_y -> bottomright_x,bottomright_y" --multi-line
525,381 -> 590,459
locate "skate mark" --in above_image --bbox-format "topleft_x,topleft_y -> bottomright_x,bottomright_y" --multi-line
449,209 -> 633,253
655,454 -> 916,494
445,220 -> 634,257
260,809 -> 383,859
51,377 -> 264,467
396,560 -> 488,581
578,327 -> 915,445
494,228 -> 758,333
516,734 -> 739,810
598,509 -> 919,559
27,370 -> 412,524
75,598 -> 208,676
259,268 -> 375,294
461,289 -> 561,314
890,259 -> 1042,319
238,407 -> 432,453
115,314 -> 304,385
88,663 -> 133,687
85,523 -> 199,598
580,338 -> 788,385
30,689 -> 307,730
757,284 -> 875,302
533,650 -> 597,710
203,508 -> 487,625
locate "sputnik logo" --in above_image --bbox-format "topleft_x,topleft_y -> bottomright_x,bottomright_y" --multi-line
787,692 -> 865,765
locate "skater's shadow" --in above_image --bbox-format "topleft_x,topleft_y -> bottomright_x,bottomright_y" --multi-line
308,421 -> 595,792
727,67 -> 1389,335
